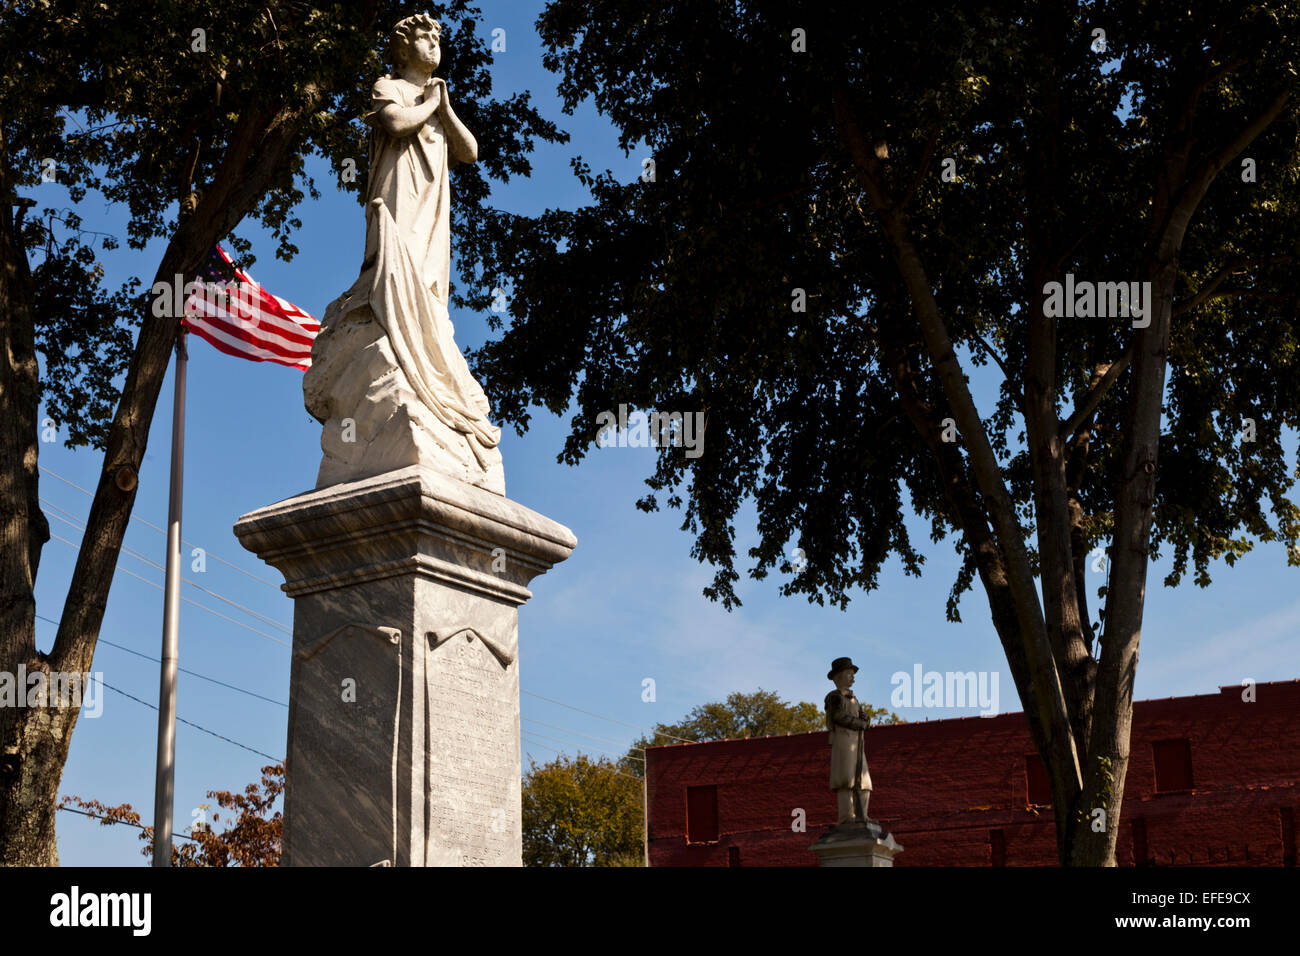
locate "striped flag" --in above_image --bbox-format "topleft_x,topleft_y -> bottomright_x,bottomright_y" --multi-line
182,245 -> 318,370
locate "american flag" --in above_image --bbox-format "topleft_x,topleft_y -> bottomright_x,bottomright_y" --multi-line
182,245 -> 319,370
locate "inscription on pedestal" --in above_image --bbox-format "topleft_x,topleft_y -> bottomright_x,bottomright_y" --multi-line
425,632 -> 517,866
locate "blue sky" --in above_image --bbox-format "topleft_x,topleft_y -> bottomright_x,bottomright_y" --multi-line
33,2 -> 1299,864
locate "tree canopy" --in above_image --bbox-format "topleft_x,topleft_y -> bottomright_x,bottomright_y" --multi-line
465,1 -> 1300,864
7,0 -> 564,451
471,1 -> 1299,609
1,0 -> 564,865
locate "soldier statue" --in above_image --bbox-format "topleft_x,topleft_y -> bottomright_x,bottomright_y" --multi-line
825,656 -> 872,825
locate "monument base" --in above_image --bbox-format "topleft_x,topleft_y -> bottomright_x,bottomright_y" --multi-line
809,820 -> 904,867
233,464 -> 574,866
303,302 -> 506,496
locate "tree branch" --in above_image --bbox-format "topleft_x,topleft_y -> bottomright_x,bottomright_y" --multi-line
833,85 -> 1082,789
1164,89 -> 1292,246
51,91 -> 324,675
969,326 -> 1016,386
897,124 -> 941,213
1173,255 -> 1295,317
1059,350 -> 1132,442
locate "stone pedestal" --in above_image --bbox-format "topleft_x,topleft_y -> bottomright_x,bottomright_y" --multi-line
809,820 -> 904,867
233,464 -> 575,866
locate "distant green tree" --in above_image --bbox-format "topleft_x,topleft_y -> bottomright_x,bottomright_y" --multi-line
522,753 -> 642,867
621,688 -> 901,779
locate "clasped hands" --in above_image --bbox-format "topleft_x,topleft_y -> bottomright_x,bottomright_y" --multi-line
422,76 -> 450,113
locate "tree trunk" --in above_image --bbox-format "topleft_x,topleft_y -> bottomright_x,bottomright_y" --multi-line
0,211 -> 212,864
0,174 -> 56,863
832,86 -> 1092,861
0,96 -> 320,864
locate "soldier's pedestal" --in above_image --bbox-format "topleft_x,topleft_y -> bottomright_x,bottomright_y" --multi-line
809,820 -> 904,867
234,464 -> 575,866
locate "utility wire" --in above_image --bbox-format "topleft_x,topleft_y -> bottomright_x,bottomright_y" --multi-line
99,679 -> 283,763
41,619 -> 648,768
38,464 -> 282,589
57,805 -> 202,844
522,690 -> 697,744
521,737 -> 643,781
45,532 -> 290,649
522,728 -> 640,761
41,501 -> 291,636
96,637 -> 288,709
35,615 -> 288,709
522,716 -> 645,756
38,470 -> 688,763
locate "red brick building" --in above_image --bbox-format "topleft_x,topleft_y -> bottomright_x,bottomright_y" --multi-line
644,680 -> 1300,866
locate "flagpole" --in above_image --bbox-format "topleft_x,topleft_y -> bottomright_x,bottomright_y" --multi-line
152,324 -> 188,866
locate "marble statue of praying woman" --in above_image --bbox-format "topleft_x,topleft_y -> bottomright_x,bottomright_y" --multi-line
304,13 -> 505,494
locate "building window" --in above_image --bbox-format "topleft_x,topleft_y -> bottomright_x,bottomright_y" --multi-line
727,846 -> 741,867
1025,755 -> 1052,805
989,829 -> 1006,867
1281,807 -> 1296,868
685,785 -> 719,844
1152,739 -> 1193,792
1131,817 -> 1151,866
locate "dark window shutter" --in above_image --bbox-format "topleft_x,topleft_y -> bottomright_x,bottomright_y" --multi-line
1131,817 -> 1150,865
1025,755 -> 1052,805
1152,739 -> 1193,792
989,828 -> 1006,867
686,785 -> 719,844
1281,807 -> 1296,867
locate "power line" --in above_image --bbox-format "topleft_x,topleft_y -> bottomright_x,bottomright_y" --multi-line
35,615 -> 288,709
57,805 -> 202,844
96,637 -> 288,708
520,737 -> 643,781
36,601 -> 659,762
522,690 -> 697,744
36,467 -> 694,766
41,607 -> 634,761
176,578 -> 290,635
99,679 -> 283,763
47,530 -> 291,650
41,501 -> 291,636
521,716 -> 645,756
38,464 -> 282,590
522,728 -> 641,762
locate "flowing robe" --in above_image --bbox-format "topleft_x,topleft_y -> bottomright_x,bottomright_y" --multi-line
336,74 -> 501,468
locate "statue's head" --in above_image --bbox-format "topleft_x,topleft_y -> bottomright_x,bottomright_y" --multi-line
828,656 -> 859,690
388,13 -> 442,73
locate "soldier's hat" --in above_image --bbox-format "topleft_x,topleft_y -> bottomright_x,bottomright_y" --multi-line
828,657 -> 859,680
